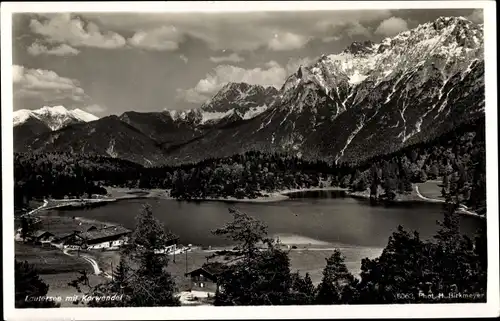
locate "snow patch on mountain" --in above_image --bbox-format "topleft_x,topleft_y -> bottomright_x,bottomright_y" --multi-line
278,16 -> 483,110
201,82 -> 278,113
348,71 -> 368,85
106,138 -> 118,158
200,110 -> 234,124
163,82 -> 276,127
71,108 -> 99,122
164,104 -> 269,126
335,115 -> 366,164
13,105 -> 99,130
13,110 -> 34,127
242,105 -> 269,120
166,109 -> 191,121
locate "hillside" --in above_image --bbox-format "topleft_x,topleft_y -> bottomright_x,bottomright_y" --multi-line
13,17 -> 485,168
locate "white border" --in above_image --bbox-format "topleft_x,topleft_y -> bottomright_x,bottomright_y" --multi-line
2,1 -> 498,320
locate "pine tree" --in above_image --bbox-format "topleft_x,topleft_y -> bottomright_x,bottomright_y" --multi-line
15,260 -> 60,308
110,257 -> 131,293
69,203 -> 180,307
211,208 -> 312,306
430,202 -> 481,299
20,215 -> 40,242
211,208 -> 272,262
370,164 -> 379,199
429,163 -> 439,179
435,203 -> 461,250
418,169 -> 427,183
315,250 -> 355,304
442,174 -> 450,192
302,273 -> 315,297
289,272 -> 316,304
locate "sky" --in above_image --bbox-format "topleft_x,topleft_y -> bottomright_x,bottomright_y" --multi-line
12,8 -> 482,117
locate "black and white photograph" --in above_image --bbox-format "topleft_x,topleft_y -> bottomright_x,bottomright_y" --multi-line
2,1 -> 498,320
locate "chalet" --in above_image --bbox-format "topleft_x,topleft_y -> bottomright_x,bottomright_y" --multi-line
185,262 -> 226,292
32,230 -> 55,245
73,225 -> 132,250
14,229 -> 55,245
51,231 -> 82,249
56,225 -> 132,250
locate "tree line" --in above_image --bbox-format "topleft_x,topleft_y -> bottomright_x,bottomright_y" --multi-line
14,117 -> 485,214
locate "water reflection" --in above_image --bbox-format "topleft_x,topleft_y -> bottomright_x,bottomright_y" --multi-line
47,195 -> 484,249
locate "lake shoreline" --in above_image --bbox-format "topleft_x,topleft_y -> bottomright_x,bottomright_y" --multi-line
177,186 -> 349,204
36,184 -> 483,219
346,185 -> 483,218
40,186 -> 350,210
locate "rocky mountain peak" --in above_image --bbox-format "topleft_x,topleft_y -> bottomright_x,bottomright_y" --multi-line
200,82 -> 278,114
343,40 -> 375,55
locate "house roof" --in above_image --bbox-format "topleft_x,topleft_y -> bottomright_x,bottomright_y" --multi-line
32,230 -> 54,238
78,225 -> 131,241
38,216 -> 108,239
185,262 -> 227,277
202,262 -> 227,275
35,216 -> 133,241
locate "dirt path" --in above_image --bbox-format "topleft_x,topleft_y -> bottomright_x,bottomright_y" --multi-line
62,249 -> 112,279
414,185 -> 445,203
22,199 -> 48,217
414,185 -> 480,217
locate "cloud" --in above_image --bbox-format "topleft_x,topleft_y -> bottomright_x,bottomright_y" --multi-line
30,13 -> 126,49
175,88 -> 212,104
176,57 -> 317,104
263,60 -> 281,69
176,62 -> 286,103
322,35 -> 342,43
13,65 -> 87,103
268,32 -> 310,51
83,104 -> 107,114
27,42 -> 80,56
375,17 -> 409,37
83,10 -> 392,52
209,53 -> 245,63
345,22 -> 372,37
284,57 -> 317,74
467,9 -> 483,24
316,20 -> 372,38
128,26 -> 183,51
179,55 -> 189,64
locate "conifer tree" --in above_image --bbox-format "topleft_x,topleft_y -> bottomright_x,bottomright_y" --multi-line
15,260 -> 60,308
315,250 -> 356,304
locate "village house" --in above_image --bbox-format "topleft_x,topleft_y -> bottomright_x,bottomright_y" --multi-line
185,262 -> 226,292
61,225 -> 132,250
50,231 -> 83,249
32,230 -> 56,245
14,228 -> 55,245
16,215 -> 181,253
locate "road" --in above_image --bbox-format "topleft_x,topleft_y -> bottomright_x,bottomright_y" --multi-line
22,199 -> 48,217
414,184 -> 480,217
414,185 -> 445,203
62,249 -> 112,279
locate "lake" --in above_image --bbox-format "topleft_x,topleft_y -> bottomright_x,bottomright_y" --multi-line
45,191 -> 484,249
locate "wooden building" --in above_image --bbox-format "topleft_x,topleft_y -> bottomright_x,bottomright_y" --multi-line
32,230 -> 55,245
185,262 -> 226,292
57,225 -> 132,250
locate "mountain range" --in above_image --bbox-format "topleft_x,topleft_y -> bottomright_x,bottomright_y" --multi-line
13,16 -> 485,167
13,106 -> 99,149
14,105 -> 98,130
